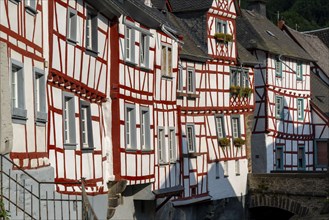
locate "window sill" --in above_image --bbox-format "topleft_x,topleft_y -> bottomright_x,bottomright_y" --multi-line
161,75 -> 174,80
67,38 -> 78,45
124,60 -> 137,67
187,93 -> 199,100
25,6 -> 38,15
85,48 -> 99,57
125,148 -> 138,152
64,143 -> 77,150
141,149 -> 152,153
82,147 -> 95,153
159,161 -> 169,166
140,65 -> 151,72
236,173 -> 240,176
12,108 -> 27,124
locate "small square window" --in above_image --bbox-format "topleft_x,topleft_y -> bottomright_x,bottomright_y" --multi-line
67,8 -> 77,43
216,19 -> 227,34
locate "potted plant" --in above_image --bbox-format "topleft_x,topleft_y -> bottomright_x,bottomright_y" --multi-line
218,137 -> 230,147
230,85 -> 241,96
214,33 -> 233,43
233,137 -> 246,147
241,87 -> 253,97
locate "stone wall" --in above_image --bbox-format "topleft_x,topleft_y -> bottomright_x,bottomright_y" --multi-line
248,173 -> 329,218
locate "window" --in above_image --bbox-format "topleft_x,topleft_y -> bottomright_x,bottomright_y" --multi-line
125,104 -> 136,149
230,68 -> 249,87
187,67 -> 195,93
231,117 -> 241,139
140,108 -> 150,150
275,145 -> 284,170
315,141 -> 328,168
296,62 -> 303,80
215,162 -> 220,179
67,8 -> 77,42
34,68 -> 47,123
177,66 -> 183,91
275,96 -> 284,119
161,44 -> 172,77
216,19 -> 227,34
297,145 -> 305,170
224,161 -> 228,177
25,0 -> 37,13
11,60 -> 27,123
140,33 -> 149,68
125,26 -> 135,63
158,127 -> 166,163
186,125 -> 196,153
297,98 -> 304,120
169,128 -> 176,162
215,116 -> 225,138
235,160 -> 240,175
80,101 -> 93,150
275,60 -> 282,77
86,8 -> 98,52
63,92 -> 76,149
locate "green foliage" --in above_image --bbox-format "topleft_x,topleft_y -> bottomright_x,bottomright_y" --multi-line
218,137 -> 230,147
214,33 -> 233,43
0,198 -> 10,220
233,138 -> 246,147
241,87 -> 253,97
240,0 -> 329,31
230,85 -> 241,96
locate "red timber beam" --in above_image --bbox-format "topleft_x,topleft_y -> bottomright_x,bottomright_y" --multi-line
110,19 -> 121,180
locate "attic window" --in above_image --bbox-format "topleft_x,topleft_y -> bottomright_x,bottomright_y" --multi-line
266,30 -> 276,37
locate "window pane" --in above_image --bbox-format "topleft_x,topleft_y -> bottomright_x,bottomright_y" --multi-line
168,47 -> 172,76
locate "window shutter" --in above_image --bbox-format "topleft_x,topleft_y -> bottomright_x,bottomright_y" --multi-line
92,14 -> 98,52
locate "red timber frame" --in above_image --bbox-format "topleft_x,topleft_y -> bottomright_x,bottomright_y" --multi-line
0,0 -> 48,169
252,51 -> 314,171
47,0 -> 110,194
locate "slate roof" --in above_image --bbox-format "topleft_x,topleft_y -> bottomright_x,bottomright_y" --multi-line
168,0 -> 213,13
303,27 -> 329,49
236,41 -> 260,66
311,75 -> 329,117
284,26 -> 329,78
151,0 -> 166,10
167,13 -> 209,62
236,10 -> 313,61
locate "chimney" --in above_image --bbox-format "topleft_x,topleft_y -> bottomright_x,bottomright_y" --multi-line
247,0 -> 267,17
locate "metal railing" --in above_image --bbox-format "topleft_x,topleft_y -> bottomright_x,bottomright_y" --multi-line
0,154 -> 98,219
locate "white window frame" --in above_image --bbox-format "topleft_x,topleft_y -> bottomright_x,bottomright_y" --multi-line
215,115 -> 225,139
296,62 -> 303,80
186,124 -> 196,153
125,104 -> 136,150
11,60 -> 27,124
85,7 -> 98,53
80,101 -> 93,151
158,127 -> 166,164
177,66 -> 183,91
33,67 -> 47,124
140,107 -> 151,151
216,19 -> 227,34
63,92 -> 77,149
275,96 -> 284,119
297,98 -> 304,121
161,44 -> 173,77
187,67 -> 196,93
140,32 -> 149,68
231,116 -> 241,139
67,8 -> 77,43
168,128 -> 176,162
124,26 -> 135,63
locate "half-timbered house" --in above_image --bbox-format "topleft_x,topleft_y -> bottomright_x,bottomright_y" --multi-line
280,24 -> 329,171
0,0 -> 50,172
237,2 -> 315,173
